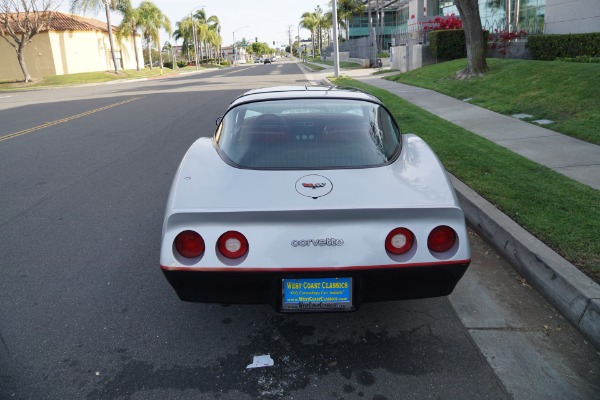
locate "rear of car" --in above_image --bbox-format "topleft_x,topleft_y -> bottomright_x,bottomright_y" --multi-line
160,87 -> 470,312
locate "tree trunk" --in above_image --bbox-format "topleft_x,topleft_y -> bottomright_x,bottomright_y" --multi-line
132,22 -> 140,71
146,34 -> 153,69
104,3 -> 119,74
16,41 -> 32,82
454,0 -> 488,79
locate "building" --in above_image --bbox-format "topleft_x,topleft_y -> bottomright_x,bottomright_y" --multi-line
349,0 -> 599,50
0,11 -> 143,81
222,45 -> 248,64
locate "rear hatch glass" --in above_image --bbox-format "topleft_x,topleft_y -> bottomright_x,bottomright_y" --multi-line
215,99 -> 401,169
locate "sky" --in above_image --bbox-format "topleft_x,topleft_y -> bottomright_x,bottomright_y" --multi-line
56,0 -> 331,48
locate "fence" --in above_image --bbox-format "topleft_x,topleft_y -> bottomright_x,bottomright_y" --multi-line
324,36 -> 377,63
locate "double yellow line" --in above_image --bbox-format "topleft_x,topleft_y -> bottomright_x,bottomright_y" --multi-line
0,96 -> 144,142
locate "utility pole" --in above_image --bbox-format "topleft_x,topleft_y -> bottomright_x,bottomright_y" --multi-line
286,25 -> 294,60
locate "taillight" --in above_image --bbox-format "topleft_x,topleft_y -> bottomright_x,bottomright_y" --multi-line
428,226 -> 457,253
385,227 -> 414,255
174,230 -> 205,258
217,231 -> 249,259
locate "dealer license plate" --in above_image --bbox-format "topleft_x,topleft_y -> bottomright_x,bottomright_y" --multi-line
281,277 -> 353,312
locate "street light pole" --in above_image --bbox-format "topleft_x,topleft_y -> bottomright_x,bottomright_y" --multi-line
232,26 -> 249,66
332,0 -> 340,78
190,5 -> 206,71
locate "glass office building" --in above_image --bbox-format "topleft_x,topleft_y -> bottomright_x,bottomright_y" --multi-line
349,0 -> 547,41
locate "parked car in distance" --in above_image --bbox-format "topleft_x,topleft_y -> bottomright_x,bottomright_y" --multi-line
160,86 -> 471,312
254,58 -> 262,63
264,58 -> 271,64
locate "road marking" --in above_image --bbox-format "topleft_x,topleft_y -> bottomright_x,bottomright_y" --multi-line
0,96 -> 144,142
0,95 -> 13,99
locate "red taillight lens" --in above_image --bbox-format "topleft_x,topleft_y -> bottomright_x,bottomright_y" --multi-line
174,230 -> 205,258
385,227 -> 414,255
428,226 -> 457,253
217,231 -> 249,259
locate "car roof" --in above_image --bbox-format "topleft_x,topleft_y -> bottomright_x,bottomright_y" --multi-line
228,85 -> 383,108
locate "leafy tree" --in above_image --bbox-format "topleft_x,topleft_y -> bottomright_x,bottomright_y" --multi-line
137,0 -> 170,69
70,0 -> 120,74
250,41 -> 270,58
454,0 -> 488,78
0,0 -> 59,82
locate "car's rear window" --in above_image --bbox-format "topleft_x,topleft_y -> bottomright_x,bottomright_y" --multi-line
214,98 -> 401,169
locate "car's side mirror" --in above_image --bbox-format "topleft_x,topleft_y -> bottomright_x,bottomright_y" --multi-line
216,116 -> 222,126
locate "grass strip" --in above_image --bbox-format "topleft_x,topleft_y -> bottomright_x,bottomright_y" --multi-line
0,66 -> 208,91
307,58 -> 363,69
385,58 -> 600,145
302,62 -> 326,71
333,76 -> 600,283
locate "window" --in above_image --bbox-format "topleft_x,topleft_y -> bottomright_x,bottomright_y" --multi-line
215,99 -> 402,169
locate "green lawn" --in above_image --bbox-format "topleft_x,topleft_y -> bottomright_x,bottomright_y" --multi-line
333,76 -> 600,283
385,58 -> 600,145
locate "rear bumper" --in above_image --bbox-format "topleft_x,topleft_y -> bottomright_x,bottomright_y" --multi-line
161,262 -> 469,311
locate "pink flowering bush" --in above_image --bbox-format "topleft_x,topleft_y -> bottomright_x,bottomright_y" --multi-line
423,13 -> 463,31
488,29 -> 528,55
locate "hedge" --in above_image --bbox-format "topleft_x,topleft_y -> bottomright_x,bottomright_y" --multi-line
528,33 -> 600,61
428,29 -> 489,60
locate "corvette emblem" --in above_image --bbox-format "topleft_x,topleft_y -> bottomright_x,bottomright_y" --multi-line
296,175 -> 333,199
302,182 -> 326,189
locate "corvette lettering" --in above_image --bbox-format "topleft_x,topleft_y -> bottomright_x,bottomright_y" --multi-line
291,238 -> 344,247
302,183 -> 326,189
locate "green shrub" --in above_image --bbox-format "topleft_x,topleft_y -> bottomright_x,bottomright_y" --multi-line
428,29 -> 489,60
162,61 -> 173,69
220,60 -> 231,66
377,52 -> 390,58
529,33 -> 600,60
429,29 -> 466,59
177,61 -> 187,68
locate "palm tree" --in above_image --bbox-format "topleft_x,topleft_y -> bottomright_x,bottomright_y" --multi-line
337,0 -> 364,40
300,11 -> 318,58
70,0 -> 120,74
137,1 -> 171,69
207,15 -> 221,63
115,0 -> 140,71
323,11 -> 333,46
173,16 -> 194,62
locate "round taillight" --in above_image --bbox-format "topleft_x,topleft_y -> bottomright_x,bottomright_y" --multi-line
217,231 -> 249,259
174,230 -> 205,258
385,227 -> 414,255
428,226 -> 457,253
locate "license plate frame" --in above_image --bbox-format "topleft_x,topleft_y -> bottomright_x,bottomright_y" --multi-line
281,277 -> 353,312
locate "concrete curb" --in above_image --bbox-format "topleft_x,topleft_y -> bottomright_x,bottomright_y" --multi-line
450,175 -> 600,348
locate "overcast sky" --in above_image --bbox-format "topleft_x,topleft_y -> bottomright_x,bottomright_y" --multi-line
56,0 -> 331,47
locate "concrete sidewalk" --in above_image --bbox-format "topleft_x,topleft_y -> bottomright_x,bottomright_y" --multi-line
300,63 -> 600,348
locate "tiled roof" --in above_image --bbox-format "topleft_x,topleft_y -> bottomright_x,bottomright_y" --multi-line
5,11 -> 116,33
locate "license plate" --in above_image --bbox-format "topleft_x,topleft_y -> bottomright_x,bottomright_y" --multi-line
281,277 -> 353,311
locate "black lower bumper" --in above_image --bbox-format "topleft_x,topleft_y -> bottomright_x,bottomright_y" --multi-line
161,263 -> 469,311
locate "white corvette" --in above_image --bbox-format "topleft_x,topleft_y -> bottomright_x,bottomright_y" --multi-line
160,86 -> 470,312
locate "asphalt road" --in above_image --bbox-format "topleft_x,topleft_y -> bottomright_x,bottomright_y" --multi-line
0,62 -> 598,399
